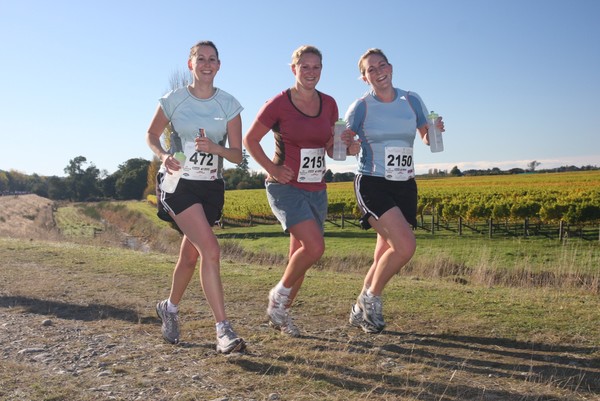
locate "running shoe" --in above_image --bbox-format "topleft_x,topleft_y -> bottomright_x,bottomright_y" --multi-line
267,287 -> 290,327
349,303 -> 364,328
270,313 -> 301,337
216,321 -> 246,354
349,303 -> 381,334
357,292 -> 385,333
156,299 -> 180,344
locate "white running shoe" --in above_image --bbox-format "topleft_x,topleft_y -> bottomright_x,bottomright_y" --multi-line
349,303 -> 381,334
270,313 -> 300,337
357,292 -> 385,333
156,299 -> 180,344
216,321 -> 246,354
267,287 -> 290,327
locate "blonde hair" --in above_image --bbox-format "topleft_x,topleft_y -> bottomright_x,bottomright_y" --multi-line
189,40 -> 219,60
291,45 -> 322,65
358,48 -> 389,75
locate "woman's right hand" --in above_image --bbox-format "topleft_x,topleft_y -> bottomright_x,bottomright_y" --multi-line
163,154 -> 183,175
269,164 -> 295,184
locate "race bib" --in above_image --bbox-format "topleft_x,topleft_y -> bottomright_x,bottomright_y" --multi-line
385,147 -> 414,181
298,148 -> 326,183
182,141 -> 218,181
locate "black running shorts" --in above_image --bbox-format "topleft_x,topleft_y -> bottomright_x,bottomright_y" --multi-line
354,174 -> 417,230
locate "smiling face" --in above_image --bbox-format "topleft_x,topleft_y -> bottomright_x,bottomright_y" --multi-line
361,53 -> 393,91
188,44 -> 220,83
291,51 -> 322,91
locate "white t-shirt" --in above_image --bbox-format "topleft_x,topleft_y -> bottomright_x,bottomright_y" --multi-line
158,86 -> 243,180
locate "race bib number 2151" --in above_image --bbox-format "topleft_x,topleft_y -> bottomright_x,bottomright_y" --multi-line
298,148 -> 326,183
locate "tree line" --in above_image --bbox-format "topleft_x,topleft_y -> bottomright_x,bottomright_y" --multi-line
0,152 -> 356,202
2,155 -> 597,203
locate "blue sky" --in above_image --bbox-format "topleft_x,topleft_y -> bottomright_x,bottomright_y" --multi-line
1,0 -> 599,177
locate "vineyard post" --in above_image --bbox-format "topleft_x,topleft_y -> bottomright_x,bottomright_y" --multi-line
559,220 -> 564,242
488,218 -> 493,238
458,216 -> 463,236
431,207 -> 435,234
341,207 -> 345,229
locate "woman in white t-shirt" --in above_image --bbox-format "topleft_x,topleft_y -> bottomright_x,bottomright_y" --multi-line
146,40 -> 245,354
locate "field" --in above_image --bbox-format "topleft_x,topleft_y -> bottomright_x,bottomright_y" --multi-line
224,171 -> 600,227
0,189 -> 599,400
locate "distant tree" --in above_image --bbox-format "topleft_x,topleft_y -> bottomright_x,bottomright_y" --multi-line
450,166 -> 462,176
6,170 -> 30,193
29,173 -> 48,197
47,176 -> 70,200
0,171 -> 8,192
237,150 -> 250,173
527,160 -> 541,172
144,156 -> 161,198
324,169 -> 334,182
332,172 -> 355,182
111,158 -> 151,200
64,156 -> 101,201
101,174 -> 117,198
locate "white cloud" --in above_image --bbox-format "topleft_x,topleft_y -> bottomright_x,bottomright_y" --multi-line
417,155 -> 599,174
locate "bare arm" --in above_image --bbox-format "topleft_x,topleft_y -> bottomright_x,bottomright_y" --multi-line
146,105 -> 182,174
243,118 -> 294,184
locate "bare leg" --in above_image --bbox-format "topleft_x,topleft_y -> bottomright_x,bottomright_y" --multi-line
367,207 -> 416,296
172,204 -> 227,323
280,219 -> 324,304
362,234 -> 390,292
168,236 -> 199,305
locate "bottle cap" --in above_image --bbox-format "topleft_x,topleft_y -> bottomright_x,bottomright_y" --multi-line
428,111 -> 438,119
335,119 -> 346,126
173,152 -> 186,162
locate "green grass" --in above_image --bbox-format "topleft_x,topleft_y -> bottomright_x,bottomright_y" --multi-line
214,219 -> 599,275
54,204 -> 105,237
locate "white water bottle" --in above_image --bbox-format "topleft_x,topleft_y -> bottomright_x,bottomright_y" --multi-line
160,151 -> 187,193
333,119 -> 346,161
427,111 -> 444,153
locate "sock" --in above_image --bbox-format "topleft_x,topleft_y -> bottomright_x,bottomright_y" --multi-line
167,299 -> 179,313
366,289 -> 375,298
216,320 -> 229,332
274,281 -> 291,296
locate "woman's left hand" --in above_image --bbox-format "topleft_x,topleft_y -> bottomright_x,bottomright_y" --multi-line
436,116 -> 445,133
195,136 -> 215,154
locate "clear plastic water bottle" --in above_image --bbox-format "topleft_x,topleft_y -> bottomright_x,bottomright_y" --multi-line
160,151 -> 187,193
427,111 -> 444,153
333,119 -> 346,161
